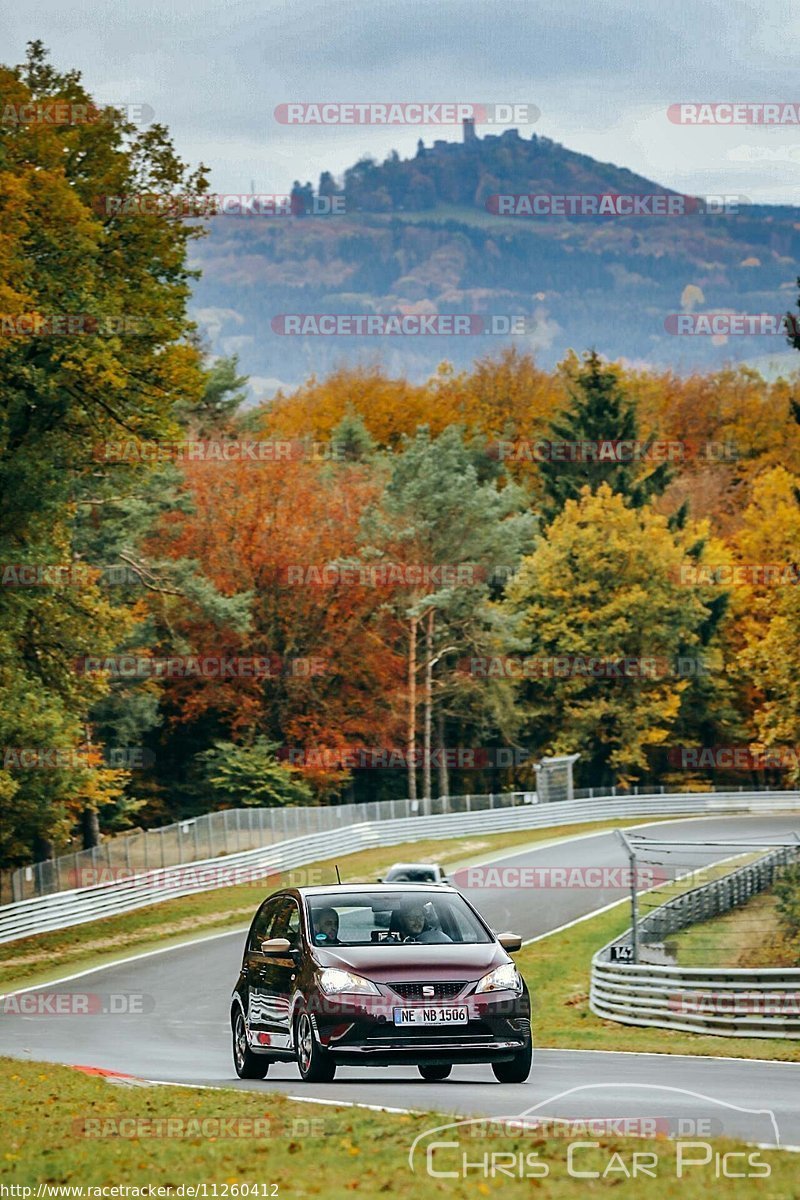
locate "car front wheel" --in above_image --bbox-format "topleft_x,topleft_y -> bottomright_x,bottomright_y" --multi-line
491,1042 -> 532,1084
232,1010 -> 270,1079
295,1010 -> 336,1083
418,1064 -> 452,1081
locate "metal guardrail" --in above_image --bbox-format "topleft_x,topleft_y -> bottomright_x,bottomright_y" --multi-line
10,781 -> 785,902
1,790 -> 799,946
590,961 -> 800,1039
590,845 -> 800,1038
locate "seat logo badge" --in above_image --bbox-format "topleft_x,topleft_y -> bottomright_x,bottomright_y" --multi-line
423,985 -> 435,998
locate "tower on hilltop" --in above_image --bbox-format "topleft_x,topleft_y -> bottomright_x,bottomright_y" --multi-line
463,117 -> 478,144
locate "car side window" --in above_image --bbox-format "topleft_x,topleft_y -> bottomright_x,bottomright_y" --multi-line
249,898 -> 282,950
442,901 -> 480,943
285,903 -> 302,949
270,897 -> 302,948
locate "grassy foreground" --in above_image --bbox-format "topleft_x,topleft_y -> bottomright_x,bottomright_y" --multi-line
0,817 -> 675,993
0,1057 -> 797,1196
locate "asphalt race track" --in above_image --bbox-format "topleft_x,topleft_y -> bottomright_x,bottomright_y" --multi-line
2,815 -> 799,1146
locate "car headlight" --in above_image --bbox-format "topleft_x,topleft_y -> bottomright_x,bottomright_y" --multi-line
317,968 -> 380,996
475,963 -> 523,994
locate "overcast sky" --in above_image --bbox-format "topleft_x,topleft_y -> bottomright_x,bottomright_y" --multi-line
4,0 -> 800,202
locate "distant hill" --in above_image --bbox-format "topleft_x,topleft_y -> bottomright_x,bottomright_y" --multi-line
188,125 -> 800,394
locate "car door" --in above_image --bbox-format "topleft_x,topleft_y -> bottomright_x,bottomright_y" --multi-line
257,896 -> 301,1049
244,896 -> 285,1042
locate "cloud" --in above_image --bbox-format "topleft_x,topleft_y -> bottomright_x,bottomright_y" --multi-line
4,1 -> 794,201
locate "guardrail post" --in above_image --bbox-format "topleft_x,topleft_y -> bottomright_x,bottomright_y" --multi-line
616,830 -> 639,963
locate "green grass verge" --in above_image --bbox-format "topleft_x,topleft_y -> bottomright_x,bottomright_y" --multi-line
1,1057 -> 796,1195
0,817 -> 676,994
672,890 -> 800,968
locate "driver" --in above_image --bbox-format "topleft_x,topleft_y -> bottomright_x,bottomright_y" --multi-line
313,907 -> 341,945
396,902 -> 452,944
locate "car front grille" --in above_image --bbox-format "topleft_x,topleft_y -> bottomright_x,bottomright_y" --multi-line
366,1021 -> 493,1042
389,981 -> 468,1001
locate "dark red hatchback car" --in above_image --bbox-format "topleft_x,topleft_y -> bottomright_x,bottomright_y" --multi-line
231,884 -> 532,1083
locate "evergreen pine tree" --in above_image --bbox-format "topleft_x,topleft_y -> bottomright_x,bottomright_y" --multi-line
539,351 -> 672,523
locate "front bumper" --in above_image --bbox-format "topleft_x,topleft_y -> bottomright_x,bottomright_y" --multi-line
310,989 -> 531,1065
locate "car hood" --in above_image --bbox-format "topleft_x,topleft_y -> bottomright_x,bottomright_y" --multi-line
311,941 -> 508,981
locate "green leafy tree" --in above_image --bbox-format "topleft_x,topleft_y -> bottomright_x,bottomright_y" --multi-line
502,484 -> 724,787
196,737 -> 313,808
361,426 -> 536,799
0,42 -> 209,864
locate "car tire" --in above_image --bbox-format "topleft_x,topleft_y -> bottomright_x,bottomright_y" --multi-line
491,1042 -> 532,1084
295,1010 -> 336,1083
418,1064 -> 452,1081
232,1009 -> 270,1079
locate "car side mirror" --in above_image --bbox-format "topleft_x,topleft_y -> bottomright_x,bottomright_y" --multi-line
377,876 -> 383,883
498,932 -> 523,953
260,937 -> 291,955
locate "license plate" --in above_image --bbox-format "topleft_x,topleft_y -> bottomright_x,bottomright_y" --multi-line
393,1006 -> 468,1025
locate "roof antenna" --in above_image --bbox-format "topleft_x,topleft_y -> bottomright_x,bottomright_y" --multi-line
335,864 -> 342,884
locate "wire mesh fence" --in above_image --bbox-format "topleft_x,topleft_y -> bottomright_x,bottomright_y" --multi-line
8,791 -> 531,901
613,838 -> 800,966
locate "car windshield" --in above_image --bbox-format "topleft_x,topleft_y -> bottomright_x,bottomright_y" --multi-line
306,890 -> 492,946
